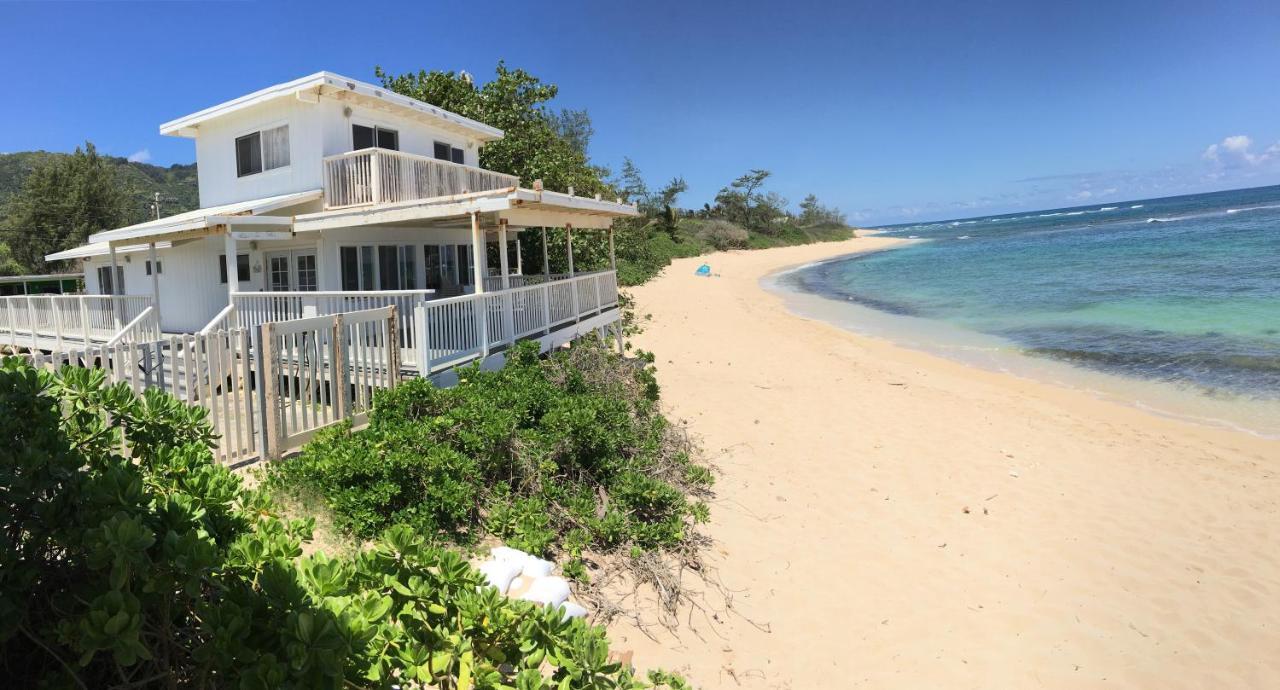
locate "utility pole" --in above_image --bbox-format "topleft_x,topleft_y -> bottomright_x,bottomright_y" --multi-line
152,192 -> 161,220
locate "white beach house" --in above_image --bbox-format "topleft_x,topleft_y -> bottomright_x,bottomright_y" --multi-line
36,71 -> 636,338
7,71 -> 637,463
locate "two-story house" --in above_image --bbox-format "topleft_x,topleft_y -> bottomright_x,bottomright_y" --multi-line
47,71 -> 638,334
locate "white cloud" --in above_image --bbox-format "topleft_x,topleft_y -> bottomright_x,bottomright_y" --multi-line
127,149 -> 151,163
1202,134 -> 1279,167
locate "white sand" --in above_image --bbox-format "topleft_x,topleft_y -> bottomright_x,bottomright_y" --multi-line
609,236 -> 1280,689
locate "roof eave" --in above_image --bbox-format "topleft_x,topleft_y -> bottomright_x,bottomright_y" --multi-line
158,71 -> 504,142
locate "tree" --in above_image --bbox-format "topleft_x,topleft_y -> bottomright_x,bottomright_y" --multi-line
375,63 -> 613,197
712,169 -> 787,232
617,158 -> 686,240
1,142 -> 129,271
798,193 -> 847,227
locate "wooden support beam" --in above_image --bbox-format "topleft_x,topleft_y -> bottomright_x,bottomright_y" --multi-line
223,230 -> 238,303
148,242 -> 161,327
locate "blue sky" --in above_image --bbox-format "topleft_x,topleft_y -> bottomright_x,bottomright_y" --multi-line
2,0 -> 1278,225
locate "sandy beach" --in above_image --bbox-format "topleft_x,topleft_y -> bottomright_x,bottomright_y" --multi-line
610,236 -> 1280,689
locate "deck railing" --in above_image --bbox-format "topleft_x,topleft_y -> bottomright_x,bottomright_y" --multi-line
417,270 -> 619,373
480,273 -> 572,292
322,148 -> 520,209
0,294 -> 154,350
231,270 -> 618,373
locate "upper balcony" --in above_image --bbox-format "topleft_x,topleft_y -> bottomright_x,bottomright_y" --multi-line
322,148 -> 520,210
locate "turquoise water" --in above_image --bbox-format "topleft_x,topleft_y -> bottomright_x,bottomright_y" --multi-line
786,185 -> 1280,402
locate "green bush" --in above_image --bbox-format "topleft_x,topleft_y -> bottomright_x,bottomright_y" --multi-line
269,340 -> 712,560
0,358 -> 691,689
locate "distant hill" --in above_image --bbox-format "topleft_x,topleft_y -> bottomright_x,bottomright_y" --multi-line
0,151 -> 199,225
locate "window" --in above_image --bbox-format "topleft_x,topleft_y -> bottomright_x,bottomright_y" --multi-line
433,141 -> 465,164
218,254 -> 251,283
424,245 -> 443,290
457,244 -> 474,285
296,254 -> 318,292
145,260 -> 162,275
235,125 -> 290,177
340,247 -> 360,291
342,245 -> 418,291
97,266 -> 124,295
377,246 -> 399,290
353,124 -> 399,151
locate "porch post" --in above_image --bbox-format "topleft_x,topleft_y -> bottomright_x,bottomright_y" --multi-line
566,224 -> 575,278
470,213 -> 486,293
515,236 -> 523,276
498,221 -> 511,290
148,242 -> 161,328
541,227 -> 550,278
608,227 -> 617,271
223,230 -> 237,303
108,243 -> 122,329
497,220 -> 514,343
566,224 -> 579,322
470,212 -> 489,357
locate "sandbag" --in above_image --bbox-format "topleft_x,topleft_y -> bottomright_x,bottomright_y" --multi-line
477,559 -> 523,594
559,602 -> 588,620
490,546 -> 532,566
520,576 -> 571,608
521,556 -> 555,578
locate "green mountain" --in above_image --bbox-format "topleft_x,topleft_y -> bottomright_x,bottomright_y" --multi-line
0,151 -> 199,225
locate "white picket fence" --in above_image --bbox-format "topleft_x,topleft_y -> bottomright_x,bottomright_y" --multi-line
19,273 -> 622,465
260,306 -> 400,458
0,294 -> 154,350
28,329 -> 259,465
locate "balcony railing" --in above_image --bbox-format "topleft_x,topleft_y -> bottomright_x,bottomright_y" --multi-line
0,294 -> 156,351
322,148 -> 520,209
229,270 -> 619,373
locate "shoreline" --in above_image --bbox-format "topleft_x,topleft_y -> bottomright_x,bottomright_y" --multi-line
762,242 -> 1280,440
611,236 -> 1280,689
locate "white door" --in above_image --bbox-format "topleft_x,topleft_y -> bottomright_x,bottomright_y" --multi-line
265,250 -> 318,292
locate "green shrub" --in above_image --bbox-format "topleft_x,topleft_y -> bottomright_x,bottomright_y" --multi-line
695,219 -> 749,250
0,358 -> 690,689
269,340 -> 712,560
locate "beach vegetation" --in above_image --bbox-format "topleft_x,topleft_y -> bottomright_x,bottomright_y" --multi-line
696,219 -> 750,250
267,339 -> 713,574
0,357 -> 693,689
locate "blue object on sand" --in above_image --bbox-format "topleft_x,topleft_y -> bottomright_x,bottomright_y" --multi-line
695,264 -> 712,276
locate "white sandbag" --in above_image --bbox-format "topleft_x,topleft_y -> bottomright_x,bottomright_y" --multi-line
477,559 -> 523,594
559,602 -> 588,620
521,556 -> 555,578
490,546 -> 532,566
519,576 -> 571,608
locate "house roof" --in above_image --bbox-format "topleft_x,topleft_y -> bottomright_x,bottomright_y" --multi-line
292,186 -> 641,233
159,71 -> 504,143
0,273 -> 82,283
46,242 -> 173,262
46,190 -> 320,262
85,190 -> 320,246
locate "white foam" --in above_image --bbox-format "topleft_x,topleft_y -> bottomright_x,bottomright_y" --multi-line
1130,204 -> 1144,209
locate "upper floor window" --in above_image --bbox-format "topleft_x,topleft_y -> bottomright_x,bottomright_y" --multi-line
353,124 -> 398,151
434,141 -> 465,165
235,125 -> 290,177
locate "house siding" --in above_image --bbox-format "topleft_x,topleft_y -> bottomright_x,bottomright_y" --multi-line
194,94 -> 483,208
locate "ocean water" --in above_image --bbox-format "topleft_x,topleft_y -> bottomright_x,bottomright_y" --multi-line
782,185 -> 1280,433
